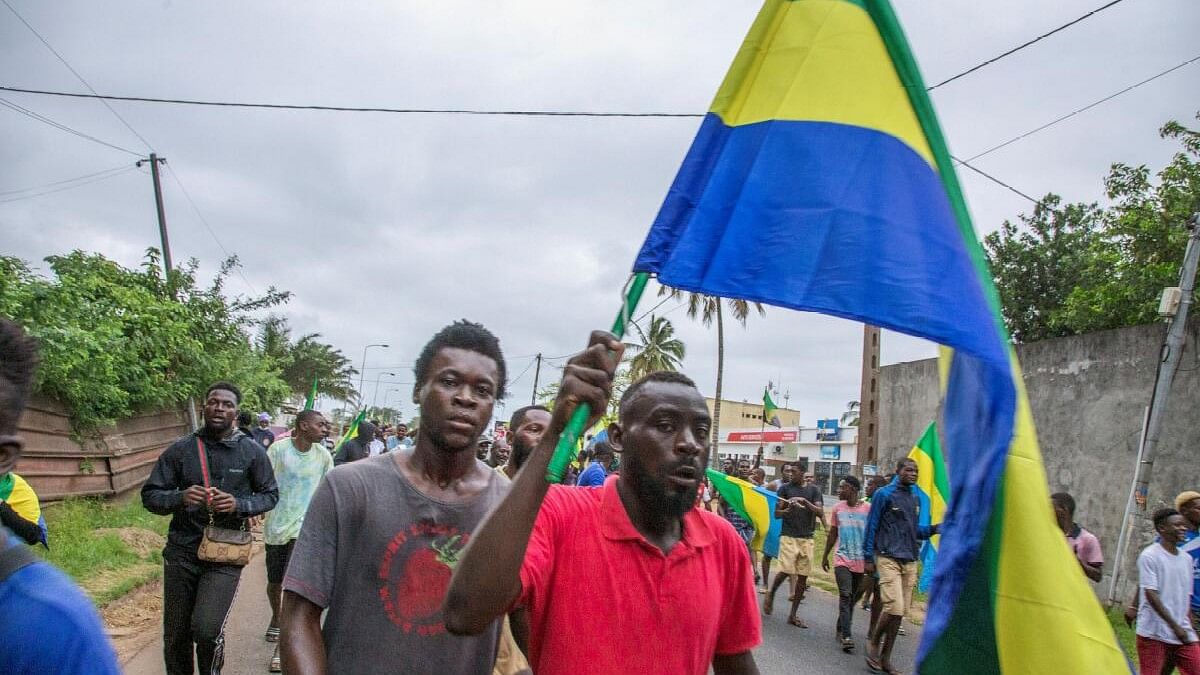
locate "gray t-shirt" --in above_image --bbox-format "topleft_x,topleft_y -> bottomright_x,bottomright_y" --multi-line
1136,543 -> 1200,644
284,453 -> 509,674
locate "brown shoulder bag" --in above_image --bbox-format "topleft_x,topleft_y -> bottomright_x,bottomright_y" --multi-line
195,437 -> 253,566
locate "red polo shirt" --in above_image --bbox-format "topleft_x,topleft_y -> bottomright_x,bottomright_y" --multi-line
517,475 -> 761,674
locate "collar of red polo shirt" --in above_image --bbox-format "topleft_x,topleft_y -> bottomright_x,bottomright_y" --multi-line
597,474 -> 716,549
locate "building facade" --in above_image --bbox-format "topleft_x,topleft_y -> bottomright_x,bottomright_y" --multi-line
708,411 -> 860,495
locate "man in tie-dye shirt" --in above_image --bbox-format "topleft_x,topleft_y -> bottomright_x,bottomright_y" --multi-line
262,409 -> 333,671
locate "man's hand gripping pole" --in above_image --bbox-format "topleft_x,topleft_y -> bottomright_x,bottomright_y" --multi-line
544,272 -> 649,483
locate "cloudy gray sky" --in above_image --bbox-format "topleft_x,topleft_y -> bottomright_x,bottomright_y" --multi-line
2,0 -> 1197,426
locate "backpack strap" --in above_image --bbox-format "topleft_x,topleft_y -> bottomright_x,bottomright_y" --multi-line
0,541 -> 38,582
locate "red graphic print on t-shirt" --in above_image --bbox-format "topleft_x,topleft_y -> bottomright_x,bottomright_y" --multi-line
377,522 -> 466,636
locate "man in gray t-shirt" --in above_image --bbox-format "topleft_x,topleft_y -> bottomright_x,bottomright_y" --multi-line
280,321 -> 516,675
284,454 -> 508,673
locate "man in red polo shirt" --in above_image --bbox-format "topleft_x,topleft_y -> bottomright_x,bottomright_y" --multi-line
444,331 -> 761,674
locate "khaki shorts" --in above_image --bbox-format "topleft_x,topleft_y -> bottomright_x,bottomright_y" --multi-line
777,535 -> 814,576
492,616 -> 529,675
877,556 -> 918,617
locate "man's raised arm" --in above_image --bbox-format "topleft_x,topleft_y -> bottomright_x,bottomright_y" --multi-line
443,331 -> 622,636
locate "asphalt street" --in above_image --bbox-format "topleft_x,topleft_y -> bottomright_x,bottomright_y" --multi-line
125,553 -> 920,674
755,584 -> 920,675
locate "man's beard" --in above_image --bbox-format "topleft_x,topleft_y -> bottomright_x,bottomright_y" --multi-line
204,418 -> 232,437
509,438 -> 534,471
625,452 -> 694,519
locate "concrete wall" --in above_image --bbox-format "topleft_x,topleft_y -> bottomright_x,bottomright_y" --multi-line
878,319 -> 1200,600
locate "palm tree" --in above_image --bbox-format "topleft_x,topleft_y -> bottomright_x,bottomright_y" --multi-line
625,315 -> 686,380
660,288 -> 765,467
840,400 -> 860,427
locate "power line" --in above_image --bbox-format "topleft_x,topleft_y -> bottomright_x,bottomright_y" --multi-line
960,54 -> 1200,164
927,0 -> 1129,91
955,161 -> 1043,206
0,163 -> 132,197
161,163 -> 258,294
0,165 -> 137,204
1,0 -> 154,151
0,1 -> 1137,119
508,358 -> 538,388
0,85 -> 702,118
0,96 -> 143,156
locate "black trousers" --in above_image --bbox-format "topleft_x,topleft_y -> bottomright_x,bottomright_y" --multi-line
163,554 -> 243,675
835,566 -> 865,639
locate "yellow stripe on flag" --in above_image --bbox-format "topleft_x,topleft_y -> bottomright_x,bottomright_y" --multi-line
994,358 -> 1129,672
710,0 -> 933,164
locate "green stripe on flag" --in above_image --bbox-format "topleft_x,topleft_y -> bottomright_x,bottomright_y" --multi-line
706,469 -> 751,523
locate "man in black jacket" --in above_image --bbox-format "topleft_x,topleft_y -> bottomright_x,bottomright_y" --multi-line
142,381 -> 279,675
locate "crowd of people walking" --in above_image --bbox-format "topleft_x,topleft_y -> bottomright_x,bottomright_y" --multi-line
0,316 -> 1195,674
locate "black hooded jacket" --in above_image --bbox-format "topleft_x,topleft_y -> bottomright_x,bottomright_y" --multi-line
141,428 -> 278,560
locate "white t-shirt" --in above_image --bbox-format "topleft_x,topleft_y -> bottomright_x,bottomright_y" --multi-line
1136,543 -> 1199,644
367,439 -> 386,458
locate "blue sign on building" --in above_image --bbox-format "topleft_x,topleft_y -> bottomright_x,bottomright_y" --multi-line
816,418 -> 840,441
820,444 -> 841,460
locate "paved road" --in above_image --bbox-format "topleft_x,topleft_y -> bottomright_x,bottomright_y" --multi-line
755,585 -> 919,675
126,552 -> 276,675
126,554 -> 919,674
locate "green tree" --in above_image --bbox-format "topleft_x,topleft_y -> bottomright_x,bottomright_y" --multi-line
625,314 -> 686,379
0,249 -> 292,433
983,197 -> 1102,342
256,316 -> 357,402
659,288 -> 765,466
985,114 -> 1200,342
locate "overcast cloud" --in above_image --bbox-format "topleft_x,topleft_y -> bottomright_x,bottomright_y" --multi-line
2,0 -> 1197,426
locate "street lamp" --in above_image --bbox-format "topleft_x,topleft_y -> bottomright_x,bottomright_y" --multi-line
372,372 -> 398,410
383,388 -> 402,424
356,343 -> 389,407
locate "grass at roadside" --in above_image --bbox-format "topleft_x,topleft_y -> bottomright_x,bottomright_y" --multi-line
1106,605 -> 1138,666
38,497 -> 169,605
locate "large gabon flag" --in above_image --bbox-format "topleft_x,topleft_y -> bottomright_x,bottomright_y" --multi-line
632,0 -> 1129,672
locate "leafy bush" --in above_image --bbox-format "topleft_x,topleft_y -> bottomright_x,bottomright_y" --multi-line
0,249 -> 292,434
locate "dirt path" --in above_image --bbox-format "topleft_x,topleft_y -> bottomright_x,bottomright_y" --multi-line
123,552 -> 275,674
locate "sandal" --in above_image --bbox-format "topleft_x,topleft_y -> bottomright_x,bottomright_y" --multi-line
787,616 -> 809,629
866,655 -> 883,672
841,636 -> 854,652
264,626 -> 280,643
269,645 -> 282,673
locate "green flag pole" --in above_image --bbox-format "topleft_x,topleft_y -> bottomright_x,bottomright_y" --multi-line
545,272 -> 649,483
304,376 -> 319,411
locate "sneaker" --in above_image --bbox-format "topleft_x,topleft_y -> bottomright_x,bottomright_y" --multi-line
264,626 -> 280,643
897,625 -> 907,636
269,645 -> 282,672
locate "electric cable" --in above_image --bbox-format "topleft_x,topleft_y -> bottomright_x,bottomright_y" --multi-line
2,0 -> 154,151
0,163 -> 132,197
960,55 -> 1200,164
0,96 -> 143,157
0,165 -> 137,204
927,0 -> 1129,91
162,163 -> 258,294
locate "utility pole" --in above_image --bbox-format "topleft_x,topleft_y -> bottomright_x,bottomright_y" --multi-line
530,353 -> 543,405
1107,213 -> 1199,604
1132,213 -> 1200,507
136,154 -> 173,293
136,153 -> 198,431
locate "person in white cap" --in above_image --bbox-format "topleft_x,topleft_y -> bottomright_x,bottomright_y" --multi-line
252,412 -> 276,447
